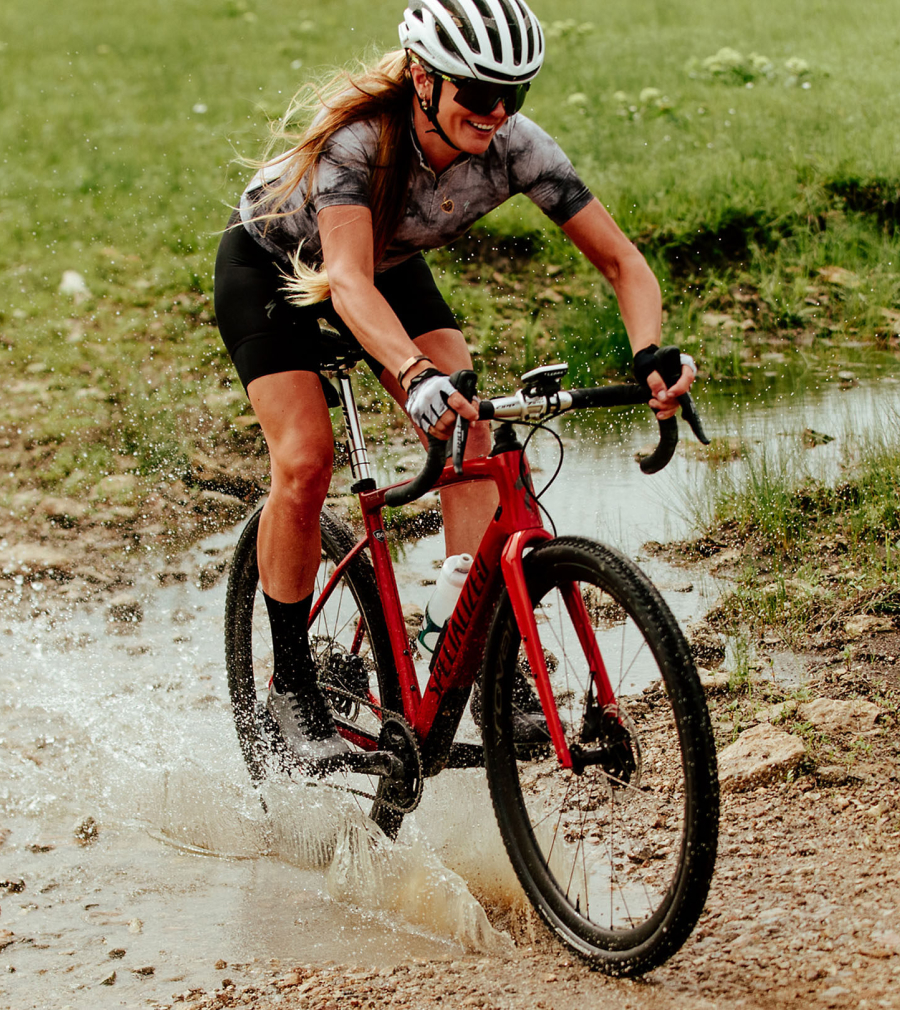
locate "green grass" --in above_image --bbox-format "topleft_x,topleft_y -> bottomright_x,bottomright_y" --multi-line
686,417 -> 900,645
1,0 -> 899,513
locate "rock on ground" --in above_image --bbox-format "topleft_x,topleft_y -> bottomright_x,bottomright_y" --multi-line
797,697 -> 881,735
717,723 -> 805,792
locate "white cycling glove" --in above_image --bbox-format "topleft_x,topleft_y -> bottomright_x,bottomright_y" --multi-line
405,369 -> 458,433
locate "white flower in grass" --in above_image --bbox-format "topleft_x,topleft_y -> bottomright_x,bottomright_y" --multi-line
192,103 -> 208,114
748,52 -> 774,76
703,47 -> 744,75
59,271 -> 91,304
566,92 -> 589,105
784,56 -> 810,76
639,87 -> 662,105
546,18 -> 577,38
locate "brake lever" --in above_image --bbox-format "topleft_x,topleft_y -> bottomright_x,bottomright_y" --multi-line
677,391 -> 711,445
448,369 -> 478,475
452,416 -> 469,475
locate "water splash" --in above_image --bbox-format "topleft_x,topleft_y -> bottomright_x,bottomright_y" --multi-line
327,817 -> 514,956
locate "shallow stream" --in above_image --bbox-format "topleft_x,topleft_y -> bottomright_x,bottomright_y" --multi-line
2,364 -> 899,1008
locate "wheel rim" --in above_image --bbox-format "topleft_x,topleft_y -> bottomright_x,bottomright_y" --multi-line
494,561 -> 702,952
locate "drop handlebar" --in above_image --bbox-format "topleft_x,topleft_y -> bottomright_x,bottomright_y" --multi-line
383,381 -> 710,508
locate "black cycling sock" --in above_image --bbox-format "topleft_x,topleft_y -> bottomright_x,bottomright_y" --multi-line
263,592 -> 316,695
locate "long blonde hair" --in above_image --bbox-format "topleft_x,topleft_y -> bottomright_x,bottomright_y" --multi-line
252,50 -> 414,305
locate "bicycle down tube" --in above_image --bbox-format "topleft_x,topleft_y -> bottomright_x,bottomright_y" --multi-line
323,441 -> 585,773
353,452 -> 542,761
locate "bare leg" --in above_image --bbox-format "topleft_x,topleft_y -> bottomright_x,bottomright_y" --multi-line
248,371 -> 335,603
245,370 -> 349,763
379,328 -> 498,557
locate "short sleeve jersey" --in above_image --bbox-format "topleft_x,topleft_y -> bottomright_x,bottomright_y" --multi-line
240,113 -> 594,272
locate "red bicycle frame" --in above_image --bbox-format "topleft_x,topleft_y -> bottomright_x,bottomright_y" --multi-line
313,441 -> 619,776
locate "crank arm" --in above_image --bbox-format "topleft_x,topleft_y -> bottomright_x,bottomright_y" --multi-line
335,749 -> 405,779
283,748 -> 404,781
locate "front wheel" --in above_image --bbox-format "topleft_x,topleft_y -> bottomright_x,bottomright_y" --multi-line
481,536 -> 719,976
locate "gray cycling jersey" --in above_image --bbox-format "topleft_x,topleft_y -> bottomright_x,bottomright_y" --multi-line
239,113 -> 593,271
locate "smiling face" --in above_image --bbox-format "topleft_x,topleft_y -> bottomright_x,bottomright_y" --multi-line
410,63 -> 508,170
437,77 -> 509,150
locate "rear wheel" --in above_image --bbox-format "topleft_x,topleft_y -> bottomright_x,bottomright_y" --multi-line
481,536 -> 718,975
225,507 -> 406,836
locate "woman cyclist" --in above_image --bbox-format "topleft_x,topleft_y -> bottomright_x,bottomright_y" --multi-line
214,0 -> 697,768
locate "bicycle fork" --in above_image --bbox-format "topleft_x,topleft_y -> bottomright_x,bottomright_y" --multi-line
500,531 -> 622,773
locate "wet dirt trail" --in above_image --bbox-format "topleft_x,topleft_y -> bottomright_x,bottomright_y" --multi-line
2,378 -> 899,1009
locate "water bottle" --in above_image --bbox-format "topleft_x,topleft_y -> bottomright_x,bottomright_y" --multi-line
417,554 -> 473,656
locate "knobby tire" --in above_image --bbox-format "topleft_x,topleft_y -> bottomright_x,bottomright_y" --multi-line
481,536 -> 719,976
224,506 -> 404,836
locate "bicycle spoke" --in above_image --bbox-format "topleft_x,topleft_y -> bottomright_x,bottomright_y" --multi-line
483,537 -> 718,973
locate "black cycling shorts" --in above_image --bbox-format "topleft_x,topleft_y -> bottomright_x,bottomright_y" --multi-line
214,217 -> 458,390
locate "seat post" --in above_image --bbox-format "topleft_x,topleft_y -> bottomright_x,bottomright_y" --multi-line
334,364 -> 372,483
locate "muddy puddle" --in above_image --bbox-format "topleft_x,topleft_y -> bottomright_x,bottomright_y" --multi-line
2,371 -> 898,1008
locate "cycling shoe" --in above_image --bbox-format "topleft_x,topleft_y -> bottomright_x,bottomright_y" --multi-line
266,684 -> 350,769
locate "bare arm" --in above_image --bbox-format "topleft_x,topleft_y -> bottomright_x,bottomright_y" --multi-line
318,204 -> 475,432
319,204 -> 422,379
562,198 -> 694,417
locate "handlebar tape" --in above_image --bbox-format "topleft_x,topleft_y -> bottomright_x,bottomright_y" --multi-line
639,417 -> 678,474
565,385 -> 682,475
383,435 -> 448,508
567,384 -> 649,410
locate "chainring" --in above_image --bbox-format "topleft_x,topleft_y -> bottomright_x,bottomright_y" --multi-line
375,715 -> 424,814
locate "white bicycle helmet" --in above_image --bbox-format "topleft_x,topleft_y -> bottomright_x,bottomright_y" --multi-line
400,0 -> 545,84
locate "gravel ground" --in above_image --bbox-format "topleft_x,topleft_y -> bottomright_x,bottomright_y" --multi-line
139,645 -> 900,1010
2,469 -> 898,1009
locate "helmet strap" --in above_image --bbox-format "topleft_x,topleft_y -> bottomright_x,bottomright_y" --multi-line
420,74 -> 462,153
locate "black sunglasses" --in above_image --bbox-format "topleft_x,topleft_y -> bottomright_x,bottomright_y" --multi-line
435,72 -> 530,116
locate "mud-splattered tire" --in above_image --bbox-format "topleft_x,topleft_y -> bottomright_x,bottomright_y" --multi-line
481,536 -> 718,975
